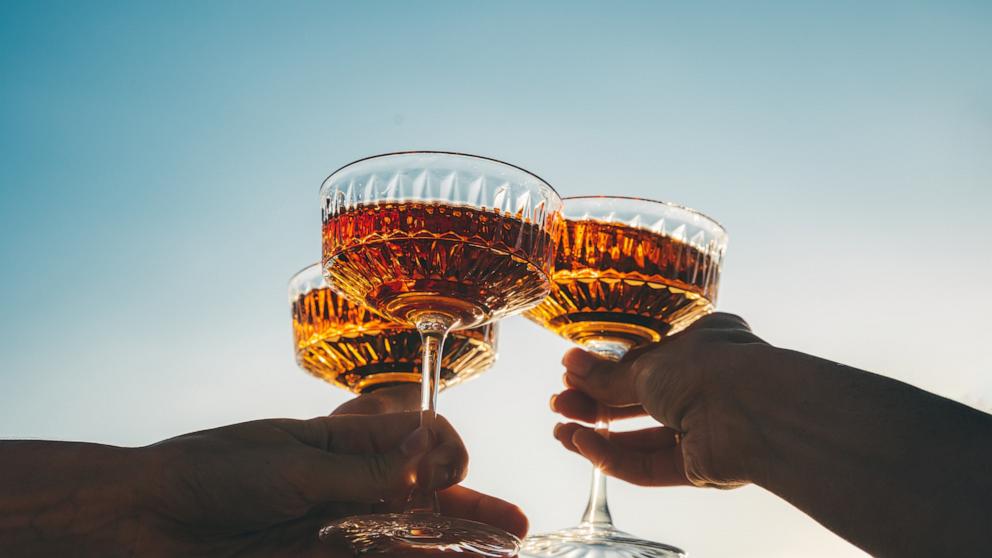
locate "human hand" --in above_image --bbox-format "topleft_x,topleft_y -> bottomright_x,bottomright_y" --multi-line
135,411 -> 473,556
330,384 -> 421,416
551,313 -> 770,489
330,384 -> 528,542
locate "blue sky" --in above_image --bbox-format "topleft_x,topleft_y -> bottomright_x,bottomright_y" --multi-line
1,2 -> 990,556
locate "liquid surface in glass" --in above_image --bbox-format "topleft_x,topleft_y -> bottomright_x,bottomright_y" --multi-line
323,201 -> 554,329
525,218 -> 721,348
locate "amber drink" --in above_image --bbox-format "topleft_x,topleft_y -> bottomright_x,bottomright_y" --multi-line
526,219 -> 720,351
290,264 -> 497,393
521,196 -> 727,558
317,151 -> 562,556
322,201 -> 554,329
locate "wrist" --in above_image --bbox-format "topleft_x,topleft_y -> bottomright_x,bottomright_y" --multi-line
706,341 -> 782,486
721,343 -> 827,488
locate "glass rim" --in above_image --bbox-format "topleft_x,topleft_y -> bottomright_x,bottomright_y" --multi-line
320,150 -> 562,200
287,262 -> 322,287
562,195 -> 727,237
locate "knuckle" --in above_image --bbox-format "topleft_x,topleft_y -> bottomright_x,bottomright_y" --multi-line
302,418 -> 331,450
364,397 -> 387,414
630,348 -> 657,375
686,326 -> 724,345
697,312 -> 750,332
634,358 -> 667,404
631,353 -> 657,390
434,413 -> 454,431
434,415 -> 461,444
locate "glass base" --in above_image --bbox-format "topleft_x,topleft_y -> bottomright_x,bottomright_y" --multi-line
319,512 -> 521,556
521,524 -> 685,558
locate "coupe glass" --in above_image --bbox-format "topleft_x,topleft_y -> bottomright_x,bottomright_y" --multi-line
522,196 -> 728,558
318,151 -> 563,556
289,262 -> 499,394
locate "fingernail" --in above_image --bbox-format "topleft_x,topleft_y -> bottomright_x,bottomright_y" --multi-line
564,349 -> 599,377
553,423 -> 563,439
429,464 -> 452,488
401,427 -> 431,456
549,394 -> 559,411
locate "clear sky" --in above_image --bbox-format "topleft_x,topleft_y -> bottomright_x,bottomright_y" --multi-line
1,2 -> 990,556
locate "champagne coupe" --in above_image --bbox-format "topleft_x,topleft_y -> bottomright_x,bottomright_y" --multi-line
290,262 -> 499,393
318,151 -> 563,556
522,196 -> 728,558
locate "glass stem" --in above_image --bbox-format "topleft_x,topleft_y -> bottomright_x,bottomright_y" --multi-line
406,313 -> 453,515
580,404 -> 614,526
579,339 -> 631,528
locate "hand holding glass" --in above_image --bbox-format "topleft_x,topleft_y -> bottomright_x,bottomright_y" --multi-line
523,196 -> 727,558
318,152 -> 562,556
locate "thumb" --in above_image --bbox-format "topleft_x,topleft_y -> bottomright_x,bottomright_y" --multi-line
331,384 -> 421,416
306,427 -> 433,504
562,348 -> 641,407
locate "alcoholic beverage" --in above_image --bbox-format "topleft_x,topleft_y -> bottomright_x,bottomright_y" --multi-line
521,196 -> 726,558
525,218 -> 721,349
317,151 -> 562,557
322,201 -> 554,329
291,285 -> 497,393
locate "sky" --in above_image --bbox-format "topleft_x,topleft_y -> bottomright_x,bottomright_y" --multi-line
1,1 -> 990,556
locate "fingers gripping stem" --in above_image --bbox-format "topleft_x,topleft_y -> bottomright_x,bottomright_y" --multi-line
578,339 -> 630,526
407,314 -> 454,514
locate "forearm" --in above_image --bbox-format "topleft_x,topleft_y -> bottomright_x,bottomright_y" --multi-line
0,441 -> 147,556
737,346 -> 992,556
